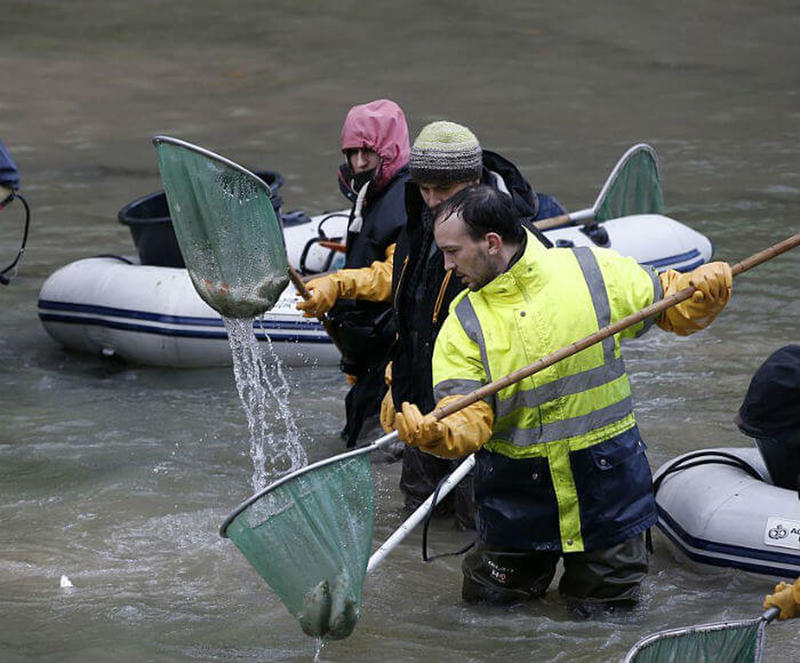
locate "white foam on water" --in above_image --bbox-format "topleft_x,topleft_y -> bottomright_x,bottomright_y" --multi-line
224,317 -> 308,491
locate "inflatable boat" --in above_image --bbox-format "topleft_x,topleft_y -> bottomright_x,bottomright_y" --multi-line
38,182 -> 713,368
654,447 -> 800,579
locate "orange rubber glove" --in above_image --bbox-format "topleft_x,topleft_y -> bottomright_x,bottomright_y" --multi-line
379,363 -> 395,432
763,578 -> 800,620
394,396 -> 494,459
380,389 -> 396,432
295,275 -> 341,318
344,373 -> 357,386
657,261 -> 733,336
295,245 -> 396,318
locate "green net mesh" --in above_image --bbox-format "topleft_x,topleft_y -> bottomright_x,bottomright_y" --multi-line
153,137 -> 289,318
595,144 -> 665,222
624,618 -> 766,663
222,453 -> 375,640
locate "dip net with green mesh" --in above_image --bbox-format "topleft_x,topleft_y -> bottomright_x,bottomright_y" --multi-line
220,447 -> 380,640
153,135 -> 384,640
623,609 -> 778,663
594,142 -> 664,221
153,135 -> 289,319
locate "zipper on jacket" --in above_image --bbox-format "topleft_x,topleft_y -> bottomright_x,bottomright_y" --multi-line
432,269 -> 454,324
394,255 -> 410,311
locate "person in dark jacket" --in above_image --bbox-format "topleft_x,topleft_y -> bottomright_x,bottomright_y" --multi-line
388,122 -> 563,528
326,99 -> 411,446
297,121 -> 565,526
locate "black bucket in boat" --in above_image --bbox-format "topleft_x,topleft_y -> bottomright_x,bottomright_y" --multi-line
118,170 -> 284,268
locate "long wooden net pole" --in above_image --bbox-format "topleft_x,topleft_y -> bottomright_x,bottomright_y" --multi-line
432,233 -> 800,421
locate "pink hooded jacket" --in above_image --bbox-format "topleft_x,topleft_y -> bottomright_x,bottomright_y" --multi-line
340,99 -> 410,190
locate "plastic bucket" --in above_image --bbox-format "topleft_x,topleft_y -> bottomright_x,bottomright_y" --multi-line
118,170 -> 284,267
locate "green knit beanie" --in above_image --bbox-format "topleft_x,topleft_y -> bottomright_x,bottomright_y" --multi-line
409,121 -> 483,185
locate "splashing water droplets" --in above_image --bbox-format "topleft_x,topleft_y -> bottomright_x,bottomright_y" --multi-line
224,317 -> 307,491
313,637 -> 326,661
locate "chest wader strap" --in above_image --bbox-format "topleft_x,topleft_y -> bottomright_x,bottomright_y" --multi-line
422,471 -> 476,563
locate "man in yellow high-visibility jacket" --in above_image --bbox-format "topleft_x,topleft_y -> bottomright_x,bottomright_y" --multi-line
393,184 -> 732,615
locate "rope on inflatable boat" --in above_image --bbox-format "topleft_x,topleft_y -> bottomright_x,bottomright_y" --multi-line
652,450 -> 765,496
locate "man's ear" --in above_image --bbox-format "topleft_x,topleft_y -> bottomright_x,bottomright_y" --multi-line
485,232 -> 503,255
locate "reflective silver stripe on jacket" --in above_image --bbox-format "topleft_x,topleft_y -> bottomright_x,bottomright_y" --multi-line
492,248 -> 628,421
443,296 -> 495,409
571,247 -> 615,362
494,357 -> 626,419
494,396 -> 634,446
453,296 -> 493,384
435,378 -> 484,400
637,265 -> 663,337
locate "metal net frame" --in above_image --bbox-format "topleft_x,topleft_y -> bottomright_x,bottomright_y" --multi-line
623,609 -> 777,663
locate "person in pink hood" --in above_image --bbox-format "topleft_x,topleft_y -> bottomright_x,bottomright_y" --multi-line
339,98 -> 410,199
328,99 -> 411,447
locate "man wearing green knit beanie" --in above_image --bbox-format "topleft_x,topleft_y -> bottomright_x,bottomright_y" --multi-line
409,121 -> 484,190
298,119 -> 566,528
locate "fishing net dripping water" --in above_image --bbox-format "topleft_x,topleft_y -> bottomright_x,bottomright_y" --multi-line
220,316 -> 374,640
224,317 -> 307,491
223,451 -> 374,641
220,313 -> 372,641
154,138 -> 370,641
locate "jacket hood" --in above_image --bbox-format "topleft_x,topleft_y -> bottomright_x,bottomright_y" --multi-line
341,99 -> 410,190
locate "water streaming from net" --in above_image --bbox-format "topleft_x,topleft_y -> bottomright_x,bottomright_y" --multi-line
224,317 -> 308,491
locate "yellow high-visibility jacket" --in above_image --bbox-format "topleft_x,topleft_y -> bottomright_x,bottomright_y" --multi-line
432,230 -> 661,552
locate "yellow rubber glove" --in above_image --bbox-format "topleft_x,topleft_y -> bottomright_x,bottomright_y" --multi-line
394,396 -> 494,459
296,275 -> 340,317
657,261 -> 733,336
380,388 -> 396,432
295,244 -> 397,318
763,578 -> 800,620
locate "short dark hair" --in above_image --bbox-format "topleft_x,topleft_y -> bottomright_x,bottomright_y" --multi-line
434,184 -> 524,244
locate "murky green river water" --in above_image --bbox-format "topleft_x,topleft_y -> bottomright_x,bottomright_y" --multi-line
1,1 -> 799,661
